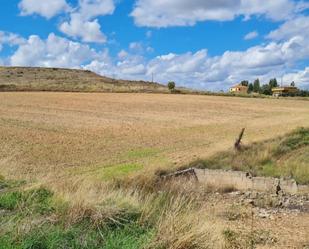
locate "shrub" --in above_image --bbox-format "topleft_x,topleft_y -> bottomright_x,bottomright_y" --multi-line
167,81 -> 175,91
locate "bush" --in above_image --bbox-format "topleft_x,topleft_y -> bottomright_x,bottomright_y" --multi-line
167,81 -> 175,91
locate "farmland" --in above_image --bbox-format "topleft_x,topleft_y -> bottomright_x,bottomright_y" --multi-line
1,92 -> 309,179
1,92 -> 309,248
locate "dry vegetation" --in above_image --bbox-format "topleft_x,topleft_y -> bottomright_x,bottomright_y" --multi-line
0,67 -> 168,93
1,92 -> 309,248
192,127 -> 309,184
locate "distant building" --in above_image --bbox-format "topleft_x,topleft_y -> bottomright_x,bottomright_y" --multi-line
272,86 -> 299,97
229,84 -> 248,94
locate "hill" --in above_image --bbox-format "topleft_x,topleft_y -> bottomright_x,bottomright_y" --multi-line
0,66 -> 169,93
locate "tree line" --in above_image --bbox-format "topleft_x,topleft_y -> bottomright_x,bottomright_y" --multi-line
239,78 -> 309,96
240,78 -> 279,95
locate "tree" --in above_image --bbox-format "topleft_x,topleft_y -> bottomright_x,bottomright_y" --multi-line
261,84 -> 271,95
167,81 -> 176,91
253,79 -> 261,93
290,81 -> 295,87
248,83 -> 254,93
269,78 -> 278,89
298,90 -> 309,97
240,80 -> 249,86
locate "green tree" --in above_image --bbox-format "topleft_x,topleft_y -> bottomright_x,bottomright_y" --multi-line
261,84 -> 272,95
240,80 -> 249,86
248,83 -> 254,93
253,79 -> 261,93
298,90 -> 309,97
269,78 -> 278,89
167,81 -> 176,91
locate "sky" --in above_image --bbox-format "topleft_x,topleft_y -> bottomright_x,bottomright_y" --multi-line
0,0 -> 309,90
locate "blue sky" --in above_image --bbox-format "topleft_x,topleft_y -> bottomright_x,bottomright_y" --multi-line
0,0 -> 309,90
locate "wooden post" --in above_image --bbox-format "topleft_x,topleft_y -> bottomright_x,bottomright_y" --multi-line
234,128 -> 245,151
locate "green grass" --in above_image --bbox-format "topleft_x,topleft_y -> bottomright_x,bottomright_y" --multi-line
99,163 -> 144,180
0,187 -> 54,214
0,191 -> 23,210
125,148 -> 159,160
0,223 -> 153,249
103,224 -> 154,249
0,222 -> 153,249
191,127 -> 309,184
0,176 -> 154,249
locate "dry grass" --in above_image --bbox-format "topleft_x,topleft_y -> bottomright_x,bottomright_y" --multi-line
0,66 -> 168,93
193,127 -> 309,184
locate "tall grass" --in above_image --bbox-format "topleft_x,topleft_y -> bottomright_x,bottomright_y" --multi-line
0,174 -> 225,249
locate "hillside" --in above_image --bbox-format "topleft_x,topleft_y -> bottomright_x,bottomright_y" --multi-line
0,66 -> 169,93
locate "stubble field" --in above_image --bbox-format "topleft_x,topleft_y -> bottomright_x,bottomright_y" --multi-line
1,92 -> 309,181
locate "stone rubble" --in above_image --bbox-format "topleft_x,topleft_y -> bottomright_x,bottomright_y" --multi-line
236,190 -> 309,218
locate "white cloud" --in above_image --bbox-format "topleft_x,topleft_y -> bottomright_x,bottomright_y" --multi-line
141,33 -> 309,90
85,52 -> 147,79
283,67 -> 309,89
59,14 -> 106,43
119,63 -> 146,75
128,41 -> 154,55
59,0 -> 115,43
129,42 -> 143,52
267,16 -> 309,41
0,31 -> 26,51
81,29 -> 309,90
83,60 -> 114,77
10,33 -> 97,68
78,0 -> 115,20
6,31 -> 309,90
131,0 -> 305,27
118,50 -> 128,59
19,0 -> 69,19
116,52 -> 147,77
244,31 -> 258,40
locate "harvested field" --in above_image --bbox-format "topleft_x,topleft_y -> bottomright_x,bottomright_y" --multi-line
0,92 -> 309,181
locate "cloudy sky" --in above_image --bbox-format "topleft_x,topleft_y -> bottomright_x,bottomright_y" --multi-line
1,0 -> 309,90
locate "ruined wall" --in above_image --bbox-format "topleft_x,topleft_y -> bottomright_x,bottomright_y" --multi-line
194,168 -> 299,194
